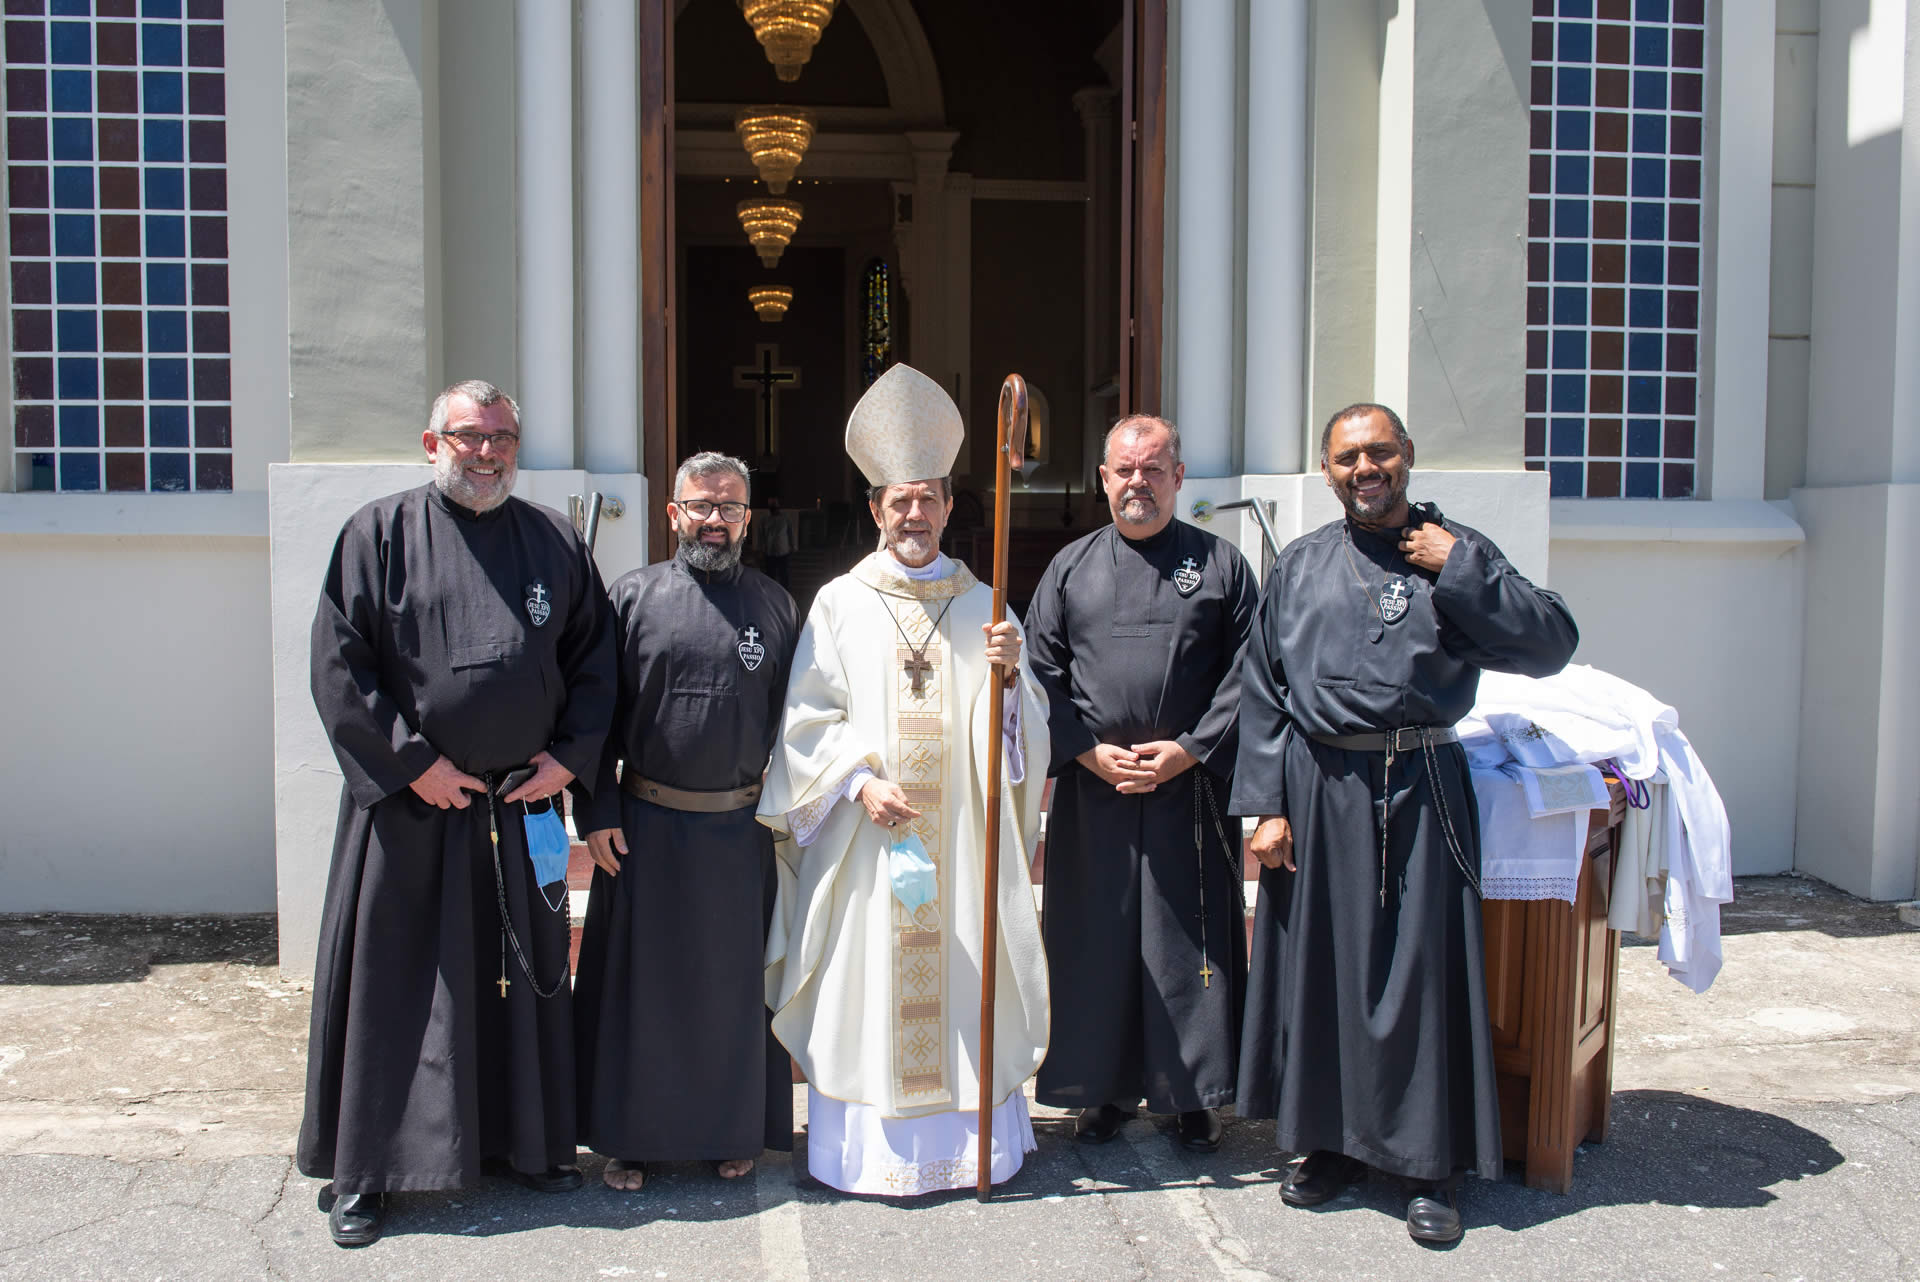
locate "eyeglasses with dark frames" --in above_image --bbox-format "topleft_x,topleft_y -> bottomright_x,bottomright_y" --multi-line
437,429 -> 522,453
675,499 -> 750,523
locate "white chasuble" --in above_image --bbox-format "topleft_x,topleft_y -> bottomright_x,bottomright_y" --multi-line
759,552 -> 1050,1191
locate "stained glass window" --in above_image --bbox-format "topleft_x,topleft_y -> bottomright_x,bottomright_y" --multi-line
7,0 -> 232,493
1525,0 -> 1706,498
860,257 -> 892,390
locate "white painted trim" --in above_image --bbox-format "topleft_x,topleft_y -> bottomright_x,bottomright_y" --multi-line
514,0 -> 576,470
1707,1 -> 1776,501
1548,496 -> 1804,544
0,490 -> 266,537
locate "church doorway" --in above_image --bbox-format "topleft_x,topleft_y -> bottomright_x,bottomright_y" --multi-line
640,0 -> 1166,605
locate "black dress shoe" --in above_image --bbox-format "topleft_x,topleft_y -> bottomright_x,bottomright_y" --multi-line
1406,1188 -> 1463,1244
328,1192 -> 384,1247
485,1159 -> 585,1193
1176,1108 -> 1223,1152
1074,1102 -> 1136,1144
1278,1151 -> 1368,1207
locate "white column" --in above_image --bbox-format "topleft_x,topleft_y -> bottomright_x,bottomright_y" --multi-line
514,0 -> 576,470
1172,0 -> 1237,474
1241,0 -> 1308,474
580,0 -> 639,474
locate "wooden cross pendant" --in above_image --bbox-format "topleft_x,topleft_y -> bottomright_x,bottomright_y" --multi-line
1199,960 -> 1213,989
903,654 -> 932,695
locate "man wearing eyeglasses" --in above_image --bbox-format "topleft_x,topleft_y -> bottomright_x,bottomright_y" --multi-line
299,380 -> 617,1246
570,451 -> 801,1192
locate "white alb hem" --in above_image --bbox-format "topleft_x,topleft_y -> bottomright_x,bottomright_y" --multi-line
805,1088 -> 1035,1196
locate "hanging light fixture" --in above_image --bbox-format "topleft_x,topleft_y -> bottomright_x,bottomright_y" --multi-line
738,0 -> 837,82
737,197 -> 804,267
735,108 -> 815,193
749,285 -> 794,322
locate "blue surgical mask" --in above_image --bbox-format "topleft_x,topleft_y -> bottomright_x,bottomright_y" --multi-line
888,833 -> 937,912
522,802 -> 571,912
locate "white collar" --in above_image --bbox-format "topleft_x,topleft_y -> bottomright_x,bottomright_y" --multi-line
889,550 -> 952,581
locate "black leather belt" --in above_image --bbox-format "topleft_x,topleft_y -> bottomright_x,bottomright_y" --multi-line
621,771 -> 762,813
1310,726 -> 1459,754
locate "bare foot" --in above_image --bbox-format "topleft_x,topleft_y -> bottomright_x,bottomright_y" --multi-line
603,1158 -> 646,1191
714,1158 -> 754,1179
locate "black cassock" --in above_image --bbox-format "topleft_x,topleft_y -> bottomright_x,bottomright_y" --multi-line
1024,520 -> 1257,1114
1230,505 -> 1577,1183
298,485 -> 616,1194
571,556 -> 800,1161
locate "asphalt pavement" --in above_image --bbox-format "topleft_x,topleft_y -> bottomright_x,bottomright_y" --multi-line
1,874 -> 1915,1281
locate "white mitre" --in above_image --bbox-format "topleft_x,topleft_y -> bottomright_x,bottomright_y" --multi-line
845,363 -> 964,487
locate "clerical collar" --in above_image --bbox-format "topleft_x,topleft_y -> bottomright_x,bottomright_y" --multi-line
427,483 -> 510,523
888,550 -> 952,581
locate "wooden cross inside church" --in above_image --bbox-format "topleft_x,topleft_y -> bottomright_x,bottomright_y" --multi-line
733,344 -> 802,458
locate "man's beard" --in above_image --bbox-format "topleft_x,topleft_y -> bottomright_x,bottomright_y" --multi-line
432,453 -> 515,513
884,526 -> 939,565
1115,490 -> 1159,525
678,527 -> 743,572
1338,472 -> 1408,524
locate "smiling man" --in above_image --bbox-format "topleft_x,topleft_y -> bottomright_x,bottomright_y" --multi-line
1023,415 -> 1256,1154
570,451 -> 800,1193
299,380 -> 617,1246
758,363 -> 1051,1196
1230,403 -> 1578,1245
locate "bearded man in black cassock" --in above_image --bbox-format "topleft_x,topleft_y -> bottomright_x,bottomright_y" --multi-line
1024,415 -> 1256,1153
298,380 -> 617,1248
1231,403 -> 1578,1245
571,451 -> 800,1192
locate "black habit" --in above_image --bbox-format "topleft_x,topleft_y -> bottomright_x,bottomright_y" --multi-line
1025,520 -> 1257,1114
1230,503 -> 1578,1183
571,555 -> 800,1161
299,484 -> 617,1195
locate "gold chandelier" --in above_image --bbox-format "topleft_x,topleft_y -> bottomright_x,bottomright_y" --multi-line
749,285 -> 794,322
735,108 -> 815,193
737,197 -> 804,268
738,0 -> 837,82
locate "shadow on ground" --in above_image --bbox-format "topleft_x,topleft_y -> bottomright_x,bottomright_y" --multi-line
0,913 -> 279,984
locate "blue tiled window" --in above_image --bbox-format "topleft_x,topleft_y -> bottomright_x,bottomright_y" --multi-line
7,0 -> 231,493
1525,0 -> 1705,499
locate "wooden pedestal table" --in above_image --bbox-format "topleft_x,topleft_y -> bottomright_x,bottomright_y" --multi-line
1480,780 -> 1628,1193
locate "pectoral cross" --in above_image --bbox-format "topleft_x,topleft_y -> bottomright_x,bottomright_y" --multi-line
1199,959 -> 1213,989
903,654 -> 933,695
497,973 -> 510,999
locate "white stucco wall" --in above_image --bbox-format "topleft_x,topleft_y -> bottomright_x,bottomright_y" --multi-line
1549,504 -> 1807,877
0,534 -> 275,910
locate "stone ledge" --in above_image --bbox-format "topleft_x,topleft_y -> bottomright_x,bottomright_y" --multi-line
1549,497 -> 1806,546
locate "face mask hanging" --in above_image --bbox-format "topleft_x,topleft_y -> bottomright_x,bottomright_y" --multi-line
521,798 -> 571,913
887,832 -> 938,912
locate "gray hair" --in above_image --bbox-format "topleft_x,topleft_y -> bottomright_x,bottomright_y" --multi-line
1320,402 -> 1413,467
429,379 -> 520,435
1103,414 -> 1182,466
674,450 -> 753,502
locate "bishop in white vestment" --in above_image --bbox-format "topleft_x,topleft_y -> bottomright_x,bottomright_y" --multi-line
759,365 -> 1051,1195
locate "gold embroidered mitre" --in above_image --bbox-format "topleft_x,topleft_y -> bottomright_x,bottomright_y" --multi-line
845,363 -> 964,487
